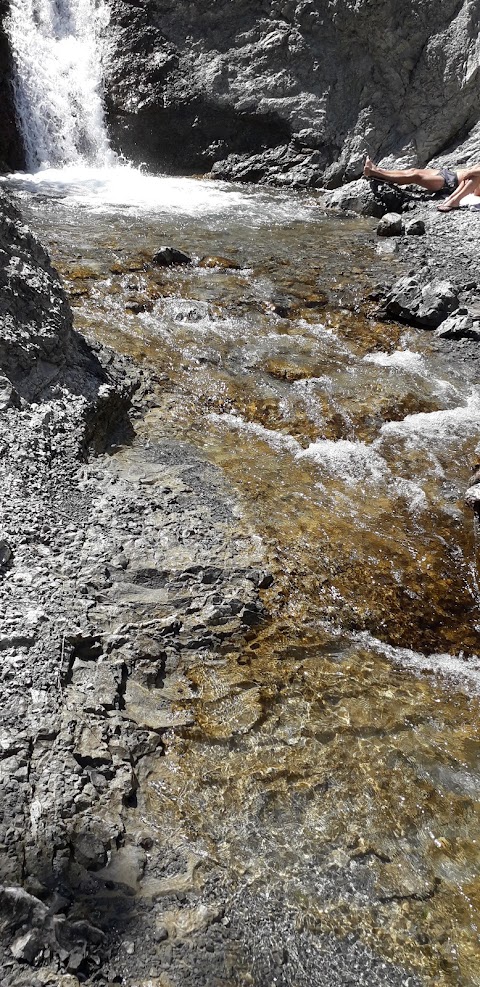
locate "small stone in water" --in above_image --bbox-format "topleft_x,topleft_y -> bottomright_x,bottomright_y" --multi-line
152,246 -> 192,267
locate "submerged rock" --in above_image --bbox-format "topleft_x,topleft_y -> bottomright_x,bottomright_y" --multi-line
199,255 -> 241,269
125,296 -> 154,313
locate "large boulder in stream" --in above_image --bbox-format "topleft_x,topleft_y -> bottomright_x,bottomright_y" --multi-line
103,0 -> 480,186
381,275 -> 459,329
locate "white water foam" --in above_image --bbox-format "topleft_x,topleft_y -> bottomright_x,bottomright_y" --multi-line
363,348 -> 460,400
298,438 -> 388,485
379,389 -> 480,444
209,414 -> 390,489
353,631 -> 480,694
208,413 -> 302,456
363,349 -> 427,373
4,164 -> 319,225
392,478 -> 428,512
6,0 -> 112,169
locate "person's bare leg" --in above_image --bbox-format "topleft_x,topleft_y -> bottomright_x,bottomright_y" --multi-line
437,177 -> 480,211
363,156 -> 445,191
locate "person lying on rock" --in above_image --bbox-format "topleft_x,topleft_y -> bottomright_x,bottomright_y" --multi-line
363,156 -> 480,212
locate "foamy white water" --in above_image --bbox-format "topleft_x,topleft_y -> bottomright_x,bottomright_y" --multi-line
6,0 -> 112,169
379,389 -> 480,443
363,349 -> 426,372
353,631 -> 480,694
3,164 -> 319,224
298,437 -> 388,485
209,413 -> 303,456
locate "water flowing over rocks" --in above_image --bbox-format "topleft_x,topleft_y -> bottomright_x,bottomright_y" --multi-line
0,180 -> 437,986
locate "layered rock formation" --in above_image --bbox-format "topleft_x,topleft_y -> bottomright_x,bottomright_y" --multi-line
103,0 -> 480,186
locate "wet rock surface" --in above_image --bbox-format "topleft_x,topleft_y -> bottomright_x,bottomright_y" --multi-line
0,0 -> 24,171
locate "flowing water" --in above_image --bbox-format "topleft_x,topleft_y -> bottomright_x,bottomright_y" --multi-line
6,0 -> 112,169
4,0 -> 480,982
5,165 -> 480,985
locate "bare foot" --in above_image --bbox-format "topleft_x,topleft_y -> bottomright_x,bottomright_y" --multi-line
437,203 -> 457,212
363,156 -> 376,178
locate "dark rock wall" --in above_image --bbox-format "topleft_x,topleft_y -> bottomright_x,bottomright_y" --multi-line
0,0 -> 24,171
2,0 -> 480,183
103,0 -> 480,186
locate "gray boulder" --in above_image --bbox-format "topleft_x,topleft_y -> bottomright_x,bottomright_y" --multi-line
382,276 -> 459,328
323,179 -> 384,216
435,313 -> 480,340
377,212 -> 404,236
404,218 -> 426,236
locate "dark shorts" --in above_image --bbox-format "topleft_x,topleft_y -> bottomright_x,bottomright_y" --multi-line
437,167 -> 459,193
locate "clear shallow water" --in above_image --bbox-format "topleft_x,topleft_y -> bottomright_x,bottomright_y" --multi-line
7,167 -> 480,984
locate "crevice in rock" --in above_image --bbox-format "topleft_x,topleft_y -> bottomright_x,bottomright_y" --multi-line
117,661 -> 129,711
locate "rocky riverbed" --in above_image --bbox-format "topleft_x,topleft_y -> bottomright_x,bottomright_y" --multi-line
325,177 -> 480,360
2,171 -> 480,987
0,187 -> 273,987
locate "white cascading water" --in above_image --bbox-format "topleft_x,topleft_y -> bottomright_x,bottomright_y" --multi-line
5,0 -> 113,170
3,0 -> 318,221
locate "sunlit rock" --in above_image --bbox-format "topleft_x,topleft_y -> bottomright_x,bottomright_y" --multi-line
435,312 -> 480,340
382,276 -> 459,328
377,212 -> 404,237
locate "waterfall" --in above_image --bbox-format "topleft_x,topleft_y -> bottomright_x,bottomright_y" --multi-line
5,0 -> 113,171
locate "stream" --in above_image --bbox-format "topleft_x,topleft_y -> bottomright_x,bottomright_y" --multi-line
4,163 -> 480,985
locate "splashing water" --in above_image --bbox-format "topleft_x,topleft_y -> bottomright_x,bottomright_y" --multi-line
6,0 -> 113,169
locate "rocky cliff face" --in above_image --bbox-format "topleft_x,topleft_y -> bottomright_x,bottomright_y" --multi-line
104,0 -> 480,187
0,0 -> 24,171
2,0 -> 480,183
